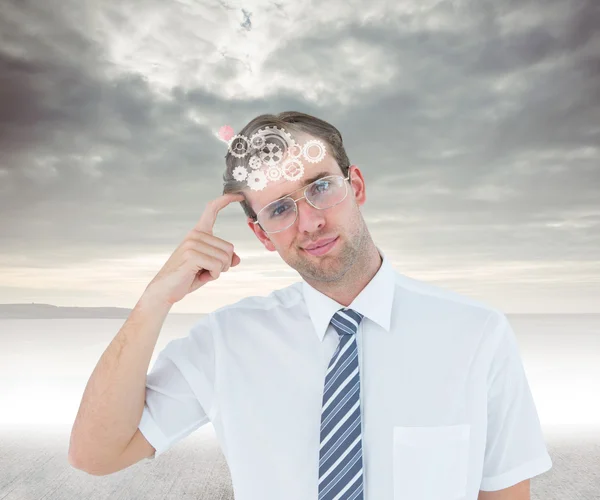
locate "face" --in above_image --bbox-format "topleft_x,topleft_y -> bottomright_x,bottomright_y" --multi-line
244,135 -> 369,284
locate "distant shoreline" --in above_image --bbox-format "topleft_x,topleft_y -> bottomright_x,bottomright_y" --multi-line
0,303 -> 597,319
0,303 -> 206,319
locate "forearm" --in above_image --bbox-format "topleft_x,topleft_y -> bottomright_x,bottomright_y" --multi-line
68,290 -> 172,467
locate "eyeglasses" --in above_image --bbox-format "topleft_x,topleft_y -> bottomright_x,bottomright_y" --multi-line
252,173 -> 351,234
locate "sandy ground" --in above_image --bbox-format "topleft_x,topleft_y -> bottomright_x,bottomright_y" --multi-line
0,424 -> 598,499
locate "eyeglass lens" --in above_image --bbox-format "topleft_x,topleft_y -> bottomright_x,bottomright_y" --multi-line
257,176 -> 347,232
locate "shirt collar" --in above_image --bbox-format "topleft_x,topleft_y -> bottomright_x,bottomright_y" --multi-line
301,246 -> 396,342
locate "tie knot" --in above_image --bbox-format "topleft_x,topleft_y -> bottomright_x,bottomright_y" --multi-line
330,308 -> 364,337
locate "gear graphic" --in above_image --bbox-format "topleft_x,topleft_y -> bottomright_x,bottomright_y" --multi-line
258,126 -> 296,146
287,142 -> 303,159
247,170 -> 268,191
248,156 -> 262,170
266,166 -> 282,181
254,126 -> 296,166
281,158 -> 305,181
228,134 -> 251,158
259,142 -> 285,167
302,139 -> 326,163
249,132 -> 266,150
232,165 -> 248,181
222,124 -> 330,189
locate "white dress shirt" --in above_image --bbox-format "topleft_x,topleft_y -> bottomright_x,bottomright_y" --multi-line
138,246 -> 552,499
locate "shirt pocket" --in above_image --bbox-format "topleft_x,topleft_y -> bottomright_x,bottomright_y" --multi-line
393,424 -> 470,500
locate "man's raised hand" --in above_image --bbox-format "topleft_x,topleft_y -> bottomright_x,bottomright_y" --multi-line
145,193 -> 246,305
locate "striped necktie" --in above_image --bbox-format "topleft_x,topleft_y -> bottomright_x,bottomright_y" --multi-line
318,308 -> 366,500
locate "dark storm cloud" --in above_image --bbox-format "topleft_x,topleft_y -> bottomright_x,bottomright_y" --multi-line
0,1 -> 106,152
0,2 -> 235,264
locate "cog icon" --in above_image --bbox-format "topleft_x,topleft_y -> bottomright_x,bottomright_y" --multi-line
232,165 -> 248,182
255,126 -> 296,167
266,166 -> 282,181
287,142 -> 303,159
228,134 -> 251,158
247,170 -> 268,191
259,142 -> 285,167
222,124 -> 327,189
249,132 -> 266,150
249,156 -> 262,170
281,158 -> 305,181
302,139 -> 326,163
258,125 -> 295,146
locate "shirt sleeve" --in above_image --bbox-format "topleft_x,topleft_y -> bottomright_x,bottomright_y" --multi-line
479,312 -> 553,491
138,313 -> 217,460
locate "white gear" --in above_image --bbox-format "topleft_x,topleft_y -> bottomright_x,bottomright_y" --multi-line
228,134 -> 251,158
259,142 -> 285,167
249,132 -> 266,150
287,142 -> 303,159
255,126 -> 296,167
266,166 -> 282,181
222,125 -> 329,188
258,126 -> 296,148
232,165 -> 248,181
302,139 -> 326,163
281,158 -> 305,181
247,170 -> 268,191
249,156 -> 262,170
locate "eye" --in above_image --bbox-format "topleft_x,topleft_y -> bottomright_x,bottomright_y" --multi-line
269,200 -> 293,217
312,180 -> 330,194
272,204 -> 288,216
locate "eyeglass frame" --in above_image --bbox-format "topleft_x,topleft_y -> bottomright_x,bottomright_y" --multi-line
251,172 -> 352,234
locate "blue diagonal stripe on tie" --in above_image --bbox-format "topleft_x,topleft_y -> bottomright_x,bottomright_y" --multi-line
321,374 -> 359,430
318,308 -> 365,500
322,355 -> 359,414
321,376 -> 360,440
320,403 -> 361,463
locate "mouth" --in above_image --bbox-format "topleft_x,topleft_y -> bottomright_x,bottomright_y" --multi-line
302,236 -> 339,256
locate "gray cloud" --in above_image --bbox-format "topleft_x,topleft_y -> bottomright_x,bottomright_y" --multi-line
0,0 -> 598,311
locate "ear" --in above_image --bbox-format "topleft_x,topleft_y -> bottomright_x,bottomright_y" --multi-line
348,165 -> 366,206
247,217 -> 276,251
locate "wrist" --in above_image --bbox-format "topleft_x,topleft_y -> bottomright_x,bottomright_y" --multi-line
139,287 -> 174,310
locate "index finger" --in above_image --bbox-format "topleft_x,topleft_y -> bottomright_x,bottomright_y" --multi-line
195,193 -> 246,234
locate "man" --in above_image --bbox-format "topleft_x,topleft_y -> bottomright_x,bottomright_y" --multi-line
68,111 -> 552,500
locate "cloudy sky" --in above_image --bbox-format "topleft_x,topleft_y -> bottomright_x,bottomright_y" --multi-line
0,0 -> 598,313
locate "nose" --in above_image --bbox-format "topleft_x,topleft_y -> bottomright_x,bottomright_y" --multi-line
295,197 -> 326,233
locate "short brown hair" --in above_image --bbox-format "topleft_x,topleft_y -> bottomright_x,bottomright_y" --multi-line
222,111 -> 351,220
